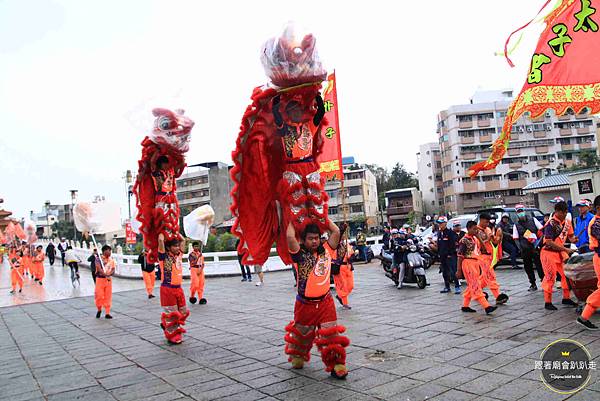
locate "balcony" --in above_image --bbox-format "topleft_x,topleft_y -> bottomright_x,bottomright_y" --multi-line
531,115 -> 545,123
533,131 -> 547,138
462,153 -> 476,160
565,159 -> 576,168
459,120 -> 473,129
580,142 -> 593,149
535,146 -> 549,154
387,206 -> 413,216
484,181 -> 501,190
558,114 -> 572,121
509,161 -> 523,169
576,113 -> 590,120
479,134 -> 492,143
460,136 -> 475,144
508,179 -> 527,190
508,148 -> 520,156
481,151 -> 492,159
577,127 -> 590,134
510,133 -> 520,141
537,159 -> 550,166
463,182 -> 479,193
561,144 -> 575,151
560,128 -> 573,136
477,119 -> 491,127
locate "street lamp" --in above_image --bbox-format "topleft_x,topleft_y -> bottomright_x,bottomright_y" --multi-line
70,190 -> 78,241
44,200 -> 51,238
125,170 -> 135,221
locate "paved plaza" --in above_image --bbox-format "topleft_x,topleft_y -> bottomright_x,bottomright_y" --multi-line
0,260 -> 599,401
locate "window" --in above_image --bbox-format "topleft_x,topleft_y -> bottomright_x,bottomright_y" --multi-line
443,165 -> 451,172
348,187 -> 361,196
436,161 -> 442,169
477,113 -> 493,120
326,190 -> 338,199
458,115 -> 473,122
459,131 -> 475,138
481,175 -> 501,182
496,111 -> 507,118
329,207 -> 338,215
351,204 -> 363,213
576,136 -> 593,144
557,138 -> 571,145
443,180 -> 453,188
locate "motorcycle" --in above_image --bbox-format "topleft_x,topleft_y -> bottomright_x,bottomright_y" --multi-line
349,241 -> 374,264
379,240 -> 427,289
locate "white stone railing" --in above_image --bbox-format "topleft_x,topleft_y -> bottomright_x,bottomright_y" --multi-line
38,235 -> 385,279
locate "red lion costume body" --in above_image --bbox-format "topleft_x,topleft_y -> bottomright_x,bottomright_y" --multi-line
230,84 -> 328,266
133,108 -> 194,263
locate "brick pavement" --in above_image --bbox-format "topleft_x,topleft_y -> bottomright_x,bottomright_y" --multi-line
0,262 -> 599,401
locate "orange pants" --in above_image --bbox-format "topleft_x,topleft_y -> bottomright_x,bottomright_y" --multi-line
142,271 -> 156,295
33,262 -> 44,282
478,255 -> 500,298
463,259 -> 490,309
189,268 -> 205,299
582,254 -> 600,320
333,265 -> 354,305
22,257 -> 30,276
95,277 -> 112,314
11,269 -> 23,291
540,249 -> 570,303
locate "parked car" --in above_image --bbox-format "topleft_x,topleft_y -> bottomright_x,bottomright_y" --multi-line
477,207 -> 544,224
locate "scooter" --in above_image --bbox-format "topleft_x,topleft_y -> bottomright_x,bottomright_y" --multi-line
349,241 -> 374,264
380,241 -> 427,289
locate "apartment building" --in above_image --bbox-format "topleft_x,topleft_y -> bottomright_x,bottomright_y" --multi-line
324,165 -> 379,229
385,188 -> 423,226
416,143 -> 443,215
434,89 -> 599,214
176,162 -> 233,225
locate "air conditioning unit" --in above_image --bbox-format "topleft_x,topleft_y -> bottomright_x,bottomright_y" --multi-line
545,124 -> 552,131
523,160 -> 529,164
527,127 -> 533,132
518,126 -> 525,132
545,112 -> 551,118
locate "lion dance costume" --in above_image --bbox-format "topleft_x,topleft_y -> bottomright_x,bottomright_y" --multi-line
229,23 -> 349,377
133,108 -> 194,343
133,108 -> 194,264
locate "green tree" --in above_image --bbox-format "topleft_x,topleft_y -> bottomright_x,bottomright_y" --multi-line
52,221 -> 76,240
579,150 -> 600,168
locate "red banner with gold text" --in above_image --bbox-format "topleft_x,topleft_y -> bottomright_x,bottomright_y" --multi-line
318,72 -> 344,181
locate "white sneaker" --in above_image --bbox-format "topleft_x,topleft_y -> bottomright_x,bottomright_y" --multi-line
255,282 -> 263,286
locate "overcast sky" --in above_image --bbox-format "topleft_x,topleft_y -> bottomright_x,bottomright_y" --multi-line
0,0 -> 546,220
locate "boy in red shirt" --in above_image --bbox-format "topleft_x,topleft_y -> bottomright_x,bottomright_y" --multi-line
284,220 -> 350,380
188,242 -> 206,305
158,234 -> 189,344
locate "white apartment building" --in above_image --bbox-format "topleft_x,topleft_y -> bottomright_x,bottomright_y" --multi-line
435,89 -> 599,214
416,143 -> 442,215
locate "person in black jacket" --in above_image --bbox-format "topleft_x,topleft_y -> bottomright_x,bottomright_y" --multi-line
513,205 -> 544,291
432,217 -> 460,294
45,242 -> 56,266
87,248 -> 98,283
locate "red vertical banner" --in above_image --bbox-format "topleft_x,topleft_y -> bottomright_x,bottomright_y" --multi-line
125,222 -> 136,244
318,71 -> 343,181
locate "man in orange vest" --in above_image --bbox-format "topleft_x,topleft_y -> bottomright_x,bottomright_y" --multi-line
457,221 -> 496,314
475,213 -> 509,306
578,195 -> 600,330
93,245 -> 116,319
541,201 -> 578,310
333,223 -> 354,310
188,241 -> 206,305
284,220 -> 350,380
32,245 -> 45,285
9,250 -> 24,294
158,234 -> 189,344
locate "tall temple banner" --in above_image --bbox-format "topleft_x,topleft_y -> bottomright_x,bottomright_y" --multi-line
468,0 -> 600,176
318,71 -> 344,181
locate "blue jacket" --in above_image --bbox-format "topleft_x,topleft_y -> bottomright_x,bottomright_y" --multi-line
575,212 -> 594,247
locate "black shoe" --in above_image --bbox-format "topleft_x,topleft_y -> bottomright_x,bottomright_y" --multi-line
241,277 -> 248,282
199,298 -> 207,305
461,307 -> 476,313
160,323 -> 165,330
512,265 -> 522,270
39,281 -> 43,285
189,297 -> 197,304
335,295 -> 343,306
485,306 -> 497,315
34,278 -> 38,282
577,317 -> 599,330
545,303 -> 558,311
528,285 -> 537,292
105,314 -> 113,319
496,293 -> 509,305
562,298 -> 578,307
9,290 -> 15,294
18,289 -> 22,293
483,292 -> 489,300
96,311 -> 102,318
440,288 -> 451,293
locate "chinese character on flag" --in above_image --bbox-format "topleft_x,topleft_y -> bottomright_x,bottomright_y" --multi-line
125,222 -> 137,244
